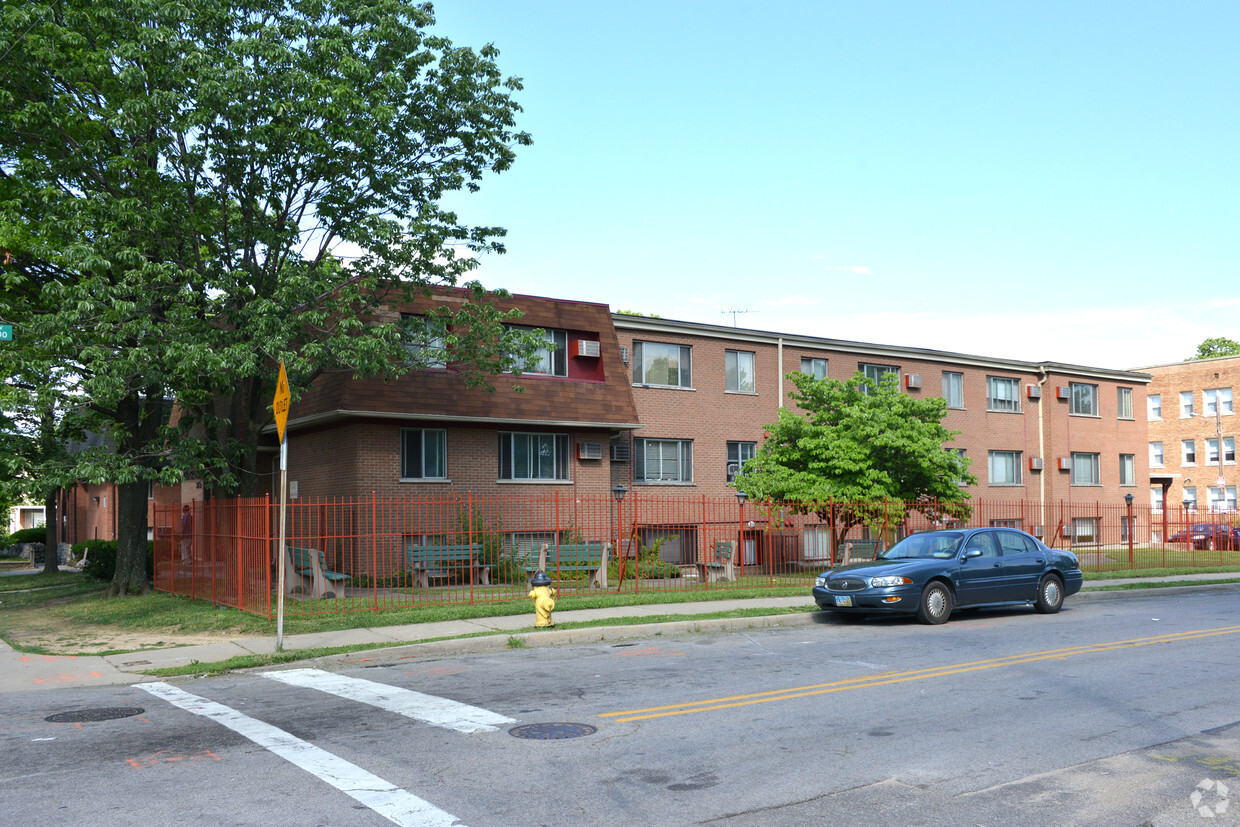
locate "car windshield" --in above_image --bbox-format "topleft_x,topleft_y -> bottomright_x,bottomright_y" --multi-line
879,532 -> 964,560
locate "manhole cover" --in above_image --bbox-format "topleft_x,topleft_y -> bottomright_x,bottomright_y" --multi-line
45,707 -> 145,724
508,722 -> 597,740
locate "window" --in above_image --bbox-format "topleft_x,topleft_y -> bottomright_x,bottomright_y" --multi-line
633,341 -> 692,388
1150,487 -> 1163,511
988,450 -> 1022,486
1150,442 -> 1164,467
953,448 -> 968,486
800,357 -> 828,380
1180,391 -> 1194,418
1071,518 -> 1099,546
514,327 -> 567,377
1119,454 -> 1135,486
1069,382 -> 1098,416
1182,439 -> 1196,465
860,363 -> 898,389
499,433 -> 569,481
1117,387 -> 1133,420
726,441 -> 756,482
943,372 -> 964,408
1208,486 -> 1238,511
1184,486 -> 1197,510
401,429 -> 447,480
725,350 -> 756,393
1070,452 -> 1100,486
1205,388 -> 1234,417
1148,394 -> 1161,421
634,438 -> 693,483
987,377 -> 1020,412
401,314 -> 447,369
1206,437 -> 1236,464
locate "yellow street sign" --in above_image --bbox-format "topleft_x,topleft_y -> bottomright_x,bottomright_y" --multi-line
273,360 -> 291,444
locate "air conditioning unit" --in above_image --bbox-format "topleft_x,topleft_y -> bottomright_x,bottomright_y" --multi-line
1029,457 -> 1044,471
1027,384 -> 1042,399
1032,525 -> 1045,538
619,345 -> 629,365
609,441 -> 630,462
1058,457 -> 1071,471
904,373 -> 922,390
577,442 -> 602,460
576,339 -> 600,358
1057,386 -> 1071,399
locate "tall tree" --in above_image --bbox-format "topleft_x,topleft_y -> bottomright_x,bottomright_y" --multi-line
735,371 -> 975,559
0,0 -> 536,595
1189,337 -> 1240,360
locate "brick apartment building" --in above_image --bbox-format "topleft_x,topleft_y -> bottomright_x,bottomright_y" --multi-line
1138,354 -> 1238,534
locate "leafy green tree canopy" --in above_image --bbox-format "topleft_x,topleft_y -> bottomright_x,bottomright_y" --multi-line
1189,337 -> 1240,360
735,371 -> 975,553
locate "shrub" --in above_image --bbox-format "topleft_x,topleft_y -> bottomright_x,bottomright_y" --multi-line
76,540 -> 155,583
8,526 -> 49,544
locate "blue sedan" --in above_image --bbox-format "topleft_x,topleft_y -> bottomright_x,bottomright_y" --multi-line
812,528 -> 1084,624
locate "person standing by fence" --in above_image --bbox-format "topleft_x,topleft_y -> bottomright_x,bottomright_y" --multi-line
179,504 -> 193,563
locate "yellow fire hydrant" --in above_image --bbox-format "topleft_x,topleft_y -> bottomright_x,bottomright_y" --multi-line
528,570 -> 556,628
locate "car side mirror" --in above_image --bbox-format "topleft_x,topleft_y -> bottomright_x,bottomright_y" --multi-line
963,548 -> 983,559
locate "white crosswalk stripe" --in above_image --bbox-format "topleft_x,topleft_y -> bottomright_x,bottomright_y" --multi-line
261,668 -> 515,733
137,681 -> 466,827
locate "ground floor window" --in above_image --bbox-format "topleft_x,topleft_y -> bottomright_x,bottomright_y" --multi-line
401,428 -> 447,480
635,439 -> 693,483
1071,517 -> 1099,545
499,433 -> 569,481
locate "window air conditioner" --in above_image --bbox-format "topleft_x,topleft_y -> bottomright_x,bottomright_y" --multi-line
609,441 -> 631,462
1027,384 -> 1042,399
1058,457 -> 1071,471
619,345 -> 629,365
577,442 -> 603,460
1032,525 -> 1045,538
1029,457 -> 1044,470
576,339 -> 600,358
904,373 -> 922,390
1057,386 -> 1071,399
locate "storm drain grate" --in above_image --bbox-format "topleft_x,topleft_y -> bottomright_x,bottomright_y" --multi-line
45,707 -> 145,723
509,722 -> 597,740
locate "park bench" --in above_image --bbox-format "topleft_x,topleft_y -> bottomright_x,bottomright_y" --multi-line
843,538 -> 880,563
285,546 -> 348,599
406,542 -> 489,589
698,540 -> 737,583
525,541 -> 609,589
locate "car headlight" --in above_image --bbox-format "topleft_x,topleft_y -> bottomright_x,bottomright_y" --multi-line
868,575 -> 913,588
814,576 -> 828,587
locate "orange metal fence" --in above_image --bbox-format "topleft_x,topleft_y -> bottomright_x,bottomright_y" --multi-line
152,493 -> 1240,617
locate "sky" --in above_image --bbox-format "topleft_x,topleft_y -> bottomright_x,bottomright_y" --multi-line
423,1 -> 1239,371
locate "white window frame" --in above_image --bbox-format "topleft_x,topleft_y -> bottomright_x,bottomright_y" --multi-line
499,432 -> 570,481
1069,382 -> 1098,417
1182,439 -> 1196,466
634,438 -> 694,483
512,327 -> 568,377
1206,437 -> 1236,465
986,377 -> 1021,413
725,350 -> 756,393
401,428 -> 447,480
1207,485 -> 1238,511
1117,387 -> 1133,420
1147,394 -> 1161,421
943,371 -> 964,409
1205,388 -> 1234,417
1180,390 -> 1194,418
988,450 -> 1022,486
632,341 -> 692,388
1150,441 -> 1164,468
860,363 -> 898,394
1070,452 -> 1101,486
800,357 -> 828,380
1184,486 -> 1198,510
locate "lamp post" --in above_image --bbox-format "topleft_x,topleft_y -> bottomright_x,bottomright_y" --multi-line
735,489 -> 747,581
1123,492 -> 1134,569
1182,498 -> 1192,557
612,485 -> 627,590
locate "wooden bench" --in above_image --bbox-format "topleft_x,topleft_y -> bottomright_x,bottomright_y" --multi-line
525,541 -> 609,589
406,542 -> 489,589
698,540 -> 737,583
285,546 -> 348,599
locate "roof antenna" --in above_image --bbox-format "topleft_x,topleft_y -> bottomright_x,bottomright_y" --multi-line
721,309 -> 755,327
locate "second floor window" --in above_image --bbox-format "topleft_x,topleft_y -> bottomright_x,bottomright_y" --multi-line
1070,452 -> 1100,486
1117,387 -> 1133,419
725,350 -> 755,393
943,372 -> 964,408
1183,439 -> 1196,465
514,327 -> 567,377
726,441 -> 756,483
800,357 -> 827,380
987,378 -> 1020,413
860,363 -> 898,392
1205,388 -> 1234,417
633,341 -> 692,388
1150,442 -> 1164,467
1070,383 -> 1098,416
1148,394 -> 1161,420
1181,391 -> 1194,418
401,314 -> 448,369
1207,437 -> 1236,464
988,450 -> 1022,485
1119,454 -> 1135,486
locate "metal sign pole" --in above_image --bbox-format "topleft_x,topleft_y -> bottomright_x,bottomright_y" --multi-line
276,438 -> 287,651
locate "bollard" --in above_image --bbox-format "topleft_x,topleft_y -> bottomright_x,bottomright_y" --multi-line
527,570 -> 556,628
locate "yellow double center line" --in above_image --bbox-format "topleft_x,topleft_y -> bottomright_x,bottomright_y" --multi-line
600,625 -> 1240,723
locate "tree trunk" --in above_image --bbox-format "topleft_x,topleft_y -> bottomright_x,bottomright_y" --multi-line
42,490 -> 59,574
108,480 -> 151,596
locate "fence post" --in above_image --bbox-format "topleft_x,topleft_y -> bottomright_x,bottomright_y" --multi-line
468,490 -> 475,604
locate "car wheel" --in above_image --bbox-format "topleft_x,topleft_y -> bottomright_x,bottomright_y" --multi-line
1034,574 -> 1064,614
916,582 -> 952,625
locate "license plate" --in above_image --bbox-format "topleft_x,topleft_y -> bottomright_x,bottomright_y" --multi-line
834,595 -> 853,607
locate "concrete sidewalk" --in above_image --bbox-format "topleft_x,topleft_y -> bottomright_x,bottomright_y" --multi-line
2,572 -> 1237,694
